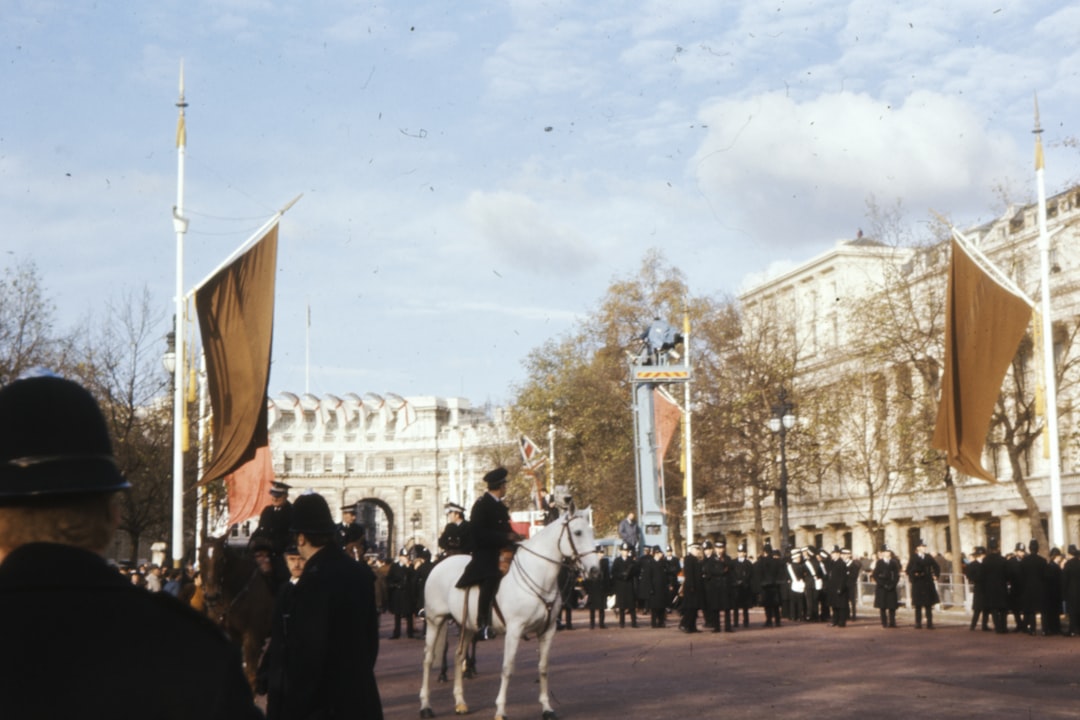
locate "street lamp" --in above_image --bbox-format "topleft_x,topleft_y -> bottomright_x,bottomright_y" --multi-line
410,511 -> 422,543
162,329 -> 177,376
768,387 -> 797,550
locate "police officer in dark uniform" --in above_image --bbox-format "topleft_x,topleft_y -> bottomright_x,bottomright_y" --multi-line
337,502 -> 365,549
254,481 -> 294,553
0,373 -> 261,719
905,539 -> 940,629
438,502 -> 472,558
456,467 -> 519,640
271,492 -> 383,719
680,541 -> 705,632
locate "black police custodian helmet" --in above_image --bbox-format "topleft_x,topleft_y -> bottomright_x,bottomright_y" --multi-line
289,492 -> 337,535
0,374 -> 130,500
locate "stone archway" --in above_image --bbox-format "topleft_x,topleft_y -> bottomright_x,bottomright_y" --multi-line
355,497 -> 394,558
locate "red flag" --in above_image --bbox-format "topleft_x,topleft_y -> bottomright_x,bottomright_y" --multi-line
520,435 -> 545,469
932,238 -> 1032,482
224,445 -> 274,525
654,388 -> 682,488
195,224 -> 278,488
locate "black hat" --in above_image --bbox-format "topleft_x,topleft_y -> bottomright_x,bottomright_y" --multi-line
398,547 -> 408,557
665,545 -> 673,553
973,546 -> 986,555
715,539 -> 726,549
620,541 -> 632,552
248,535 -> 273,553
284,544 -> 301,556
1050,547 -> 1062,558
916,539 -> 927,548
1029,539 -> 1040,554
763,542 -> 773,553
737,542 -> 747,553
1014,542 -> 1026,553
484,467 -> 509,490
702,540 -> 714,550
0,374 -> 131,500
290,492 -> 336,534
341,503 -> 357,515
879,544 -> 891,553
270,481 -> 291,497
831,545 -> 842,554
1070,544 -> 1079,557
653,545 -> 663,554
445,502 -> 465,515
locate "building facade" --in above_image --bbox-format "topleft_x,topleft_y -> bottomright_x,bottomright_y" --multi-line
697,186 -> 1080,565
230,391 -> 513,556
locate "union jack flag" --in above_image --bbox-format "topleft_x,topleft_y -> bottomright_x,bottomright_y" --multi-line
519,435 -> 545,470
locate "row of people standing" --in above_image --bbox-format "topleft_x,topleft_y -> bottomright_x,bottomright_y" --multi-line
965,539 -> 1080,635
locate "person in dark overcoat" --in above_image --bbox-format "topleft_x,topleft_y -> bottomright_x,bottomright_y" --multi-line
387,547 -> 416,639
906,539 -> 940,629
254,481 -> 294,554
732,542 -> 754,628
456,467 -> 519,640
412,545 -> 433,635
644,545 -> 669,628
1020,538 -> 1046,635
611,542 -> 640,628
1042,547 -> 1064,636
337,503 -> 365,549
273,492 -> 383,720
981,540 -> 1010,633
964,547 -> 989,631
824,546 -> 849,627
753,543 -> 782,627
841,548 -> 860,620
1062,545 -> 1080,636
663,546 -> 682,610
260,545 -> 306,717
0,375 -> 262,720
802,547 -> 825,622
1006,544 -> 1026,631
872,545 -> 901,628
584,544 -> 611,629
679,542 -> 705,632
703,540 -> 734,632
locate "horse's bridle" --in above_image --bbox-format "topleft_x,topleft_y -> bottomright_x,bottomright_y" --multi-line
511,514 -> 598,598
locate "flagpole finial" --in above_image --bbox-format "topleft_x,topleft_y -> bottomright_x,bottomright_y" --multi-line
1033,92 -> 1042,135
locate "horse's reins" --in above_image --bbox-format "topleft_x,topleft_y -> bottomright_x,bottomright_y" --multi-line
508,517 -> 598,631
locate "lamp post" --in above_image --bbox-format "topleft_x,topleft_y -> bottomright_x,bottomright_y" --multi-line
768,387 -> 797,550
410,511 -> 422,543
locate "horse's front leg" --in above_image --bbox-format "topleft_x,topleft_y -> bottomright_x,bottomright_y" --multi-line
419,616 -> 444,717
537,619 -> 559,719
494,624 -> 521,720
453,628 -> 472,715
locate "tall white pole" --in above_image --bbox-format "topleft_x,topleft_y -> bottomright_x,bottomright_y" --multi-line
683,311 -> 694,546
1034,95 -> 1065,549
305,299 -> 311,395
548,409 -> 555,494
171,62 -> 189,568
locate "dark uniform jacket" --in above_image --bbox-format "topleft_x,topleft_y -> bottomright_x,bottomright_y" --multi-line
438,520 -> 473,557
255,500 -> 294,554
387,559 -> 416,616
274,544 -> 382,720
732,557 -> 754,609
643,555 -> 669,610
981,552 -> 1010,610
681,553 -> 704,610
337,521 -> 365,548
611,554 -> 639,609
702,553 -> 732,610
872,558 -> 901,610
584,555 -> 611,610
825,558 -> 849,609
1020,552 -> 1047,612
0,543 -> 261,720
457,492 -> 513,588
906,553 -> 940,607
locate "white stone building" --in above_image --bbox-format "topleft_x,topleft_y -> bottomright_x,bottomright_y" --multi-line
697,186 -> 1080,564
232,391 -> 514,556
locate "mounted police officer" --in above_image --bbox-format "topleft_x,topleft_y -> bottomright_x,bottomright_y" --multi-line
438,501 -> 472,558
0,372 -> 261,719
337,502 -> 365,550
254,481 -> 294,554
456,467 -> 520,641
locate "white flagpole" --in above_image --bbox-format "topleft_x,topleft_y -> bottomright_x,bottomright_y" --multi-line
171,62 -> 189,568
683,310 -> 694,547
1034,94 -> 1065,549
305,299 -> 311,395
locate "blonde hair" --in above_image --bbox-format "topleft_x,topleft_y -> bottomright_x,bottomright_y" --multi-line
0,493 -> 120,554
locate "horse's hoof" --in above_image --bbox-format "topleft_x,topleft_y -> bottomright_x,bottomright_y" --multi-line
463,668 -> 476,679
454,703 -> 469,715
437,672 -> 448,683
420,708 -> 435,719
542,711 -> 558,720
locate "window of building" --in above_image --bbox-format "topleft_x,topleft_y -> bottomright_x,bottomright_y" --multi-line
385,456 -> 395,472
283,454 -> 293,473
413,488 -> 423,502
303,456 -> 313,473
323,454 -> 333,473
366,456 -> 374,472
345,454 -> 355,473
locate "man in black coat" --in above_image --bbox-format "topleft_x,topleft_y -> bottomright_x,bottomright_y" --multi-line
841,548 -> 860,620
271,492 -> 383,719
964,547 -> 990,631
982,540 -> 1010,633
612,541 -> 640,628
456,467 -> 519,640
1020,538 -> 1047,636
732,542 -> 754,628
337,502 -> 366,549
753,543 -> 782,628
0,374 -> 261,719
583,544 -> 611,629
906,539 -> 941,629
824,546 -> 849,627
387,547 -> 417,639
255,481 -> 294,553
679,542 -> 705,632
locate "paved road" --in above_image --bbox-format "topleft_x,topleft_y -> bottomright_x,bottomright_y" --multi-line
372,608 -> 1080,719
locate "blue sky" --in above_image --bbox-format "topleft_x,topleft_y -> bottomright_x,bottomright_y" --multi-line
3,1 -> 1079,405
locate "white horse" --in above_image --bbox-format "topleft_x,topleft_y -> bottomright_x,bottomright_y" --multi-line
419,508 -> 600,720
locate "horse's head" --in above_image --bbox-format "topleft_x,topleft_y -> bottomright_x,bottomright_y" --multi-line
558,510 -> 601,580
198,534 -> 230,619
